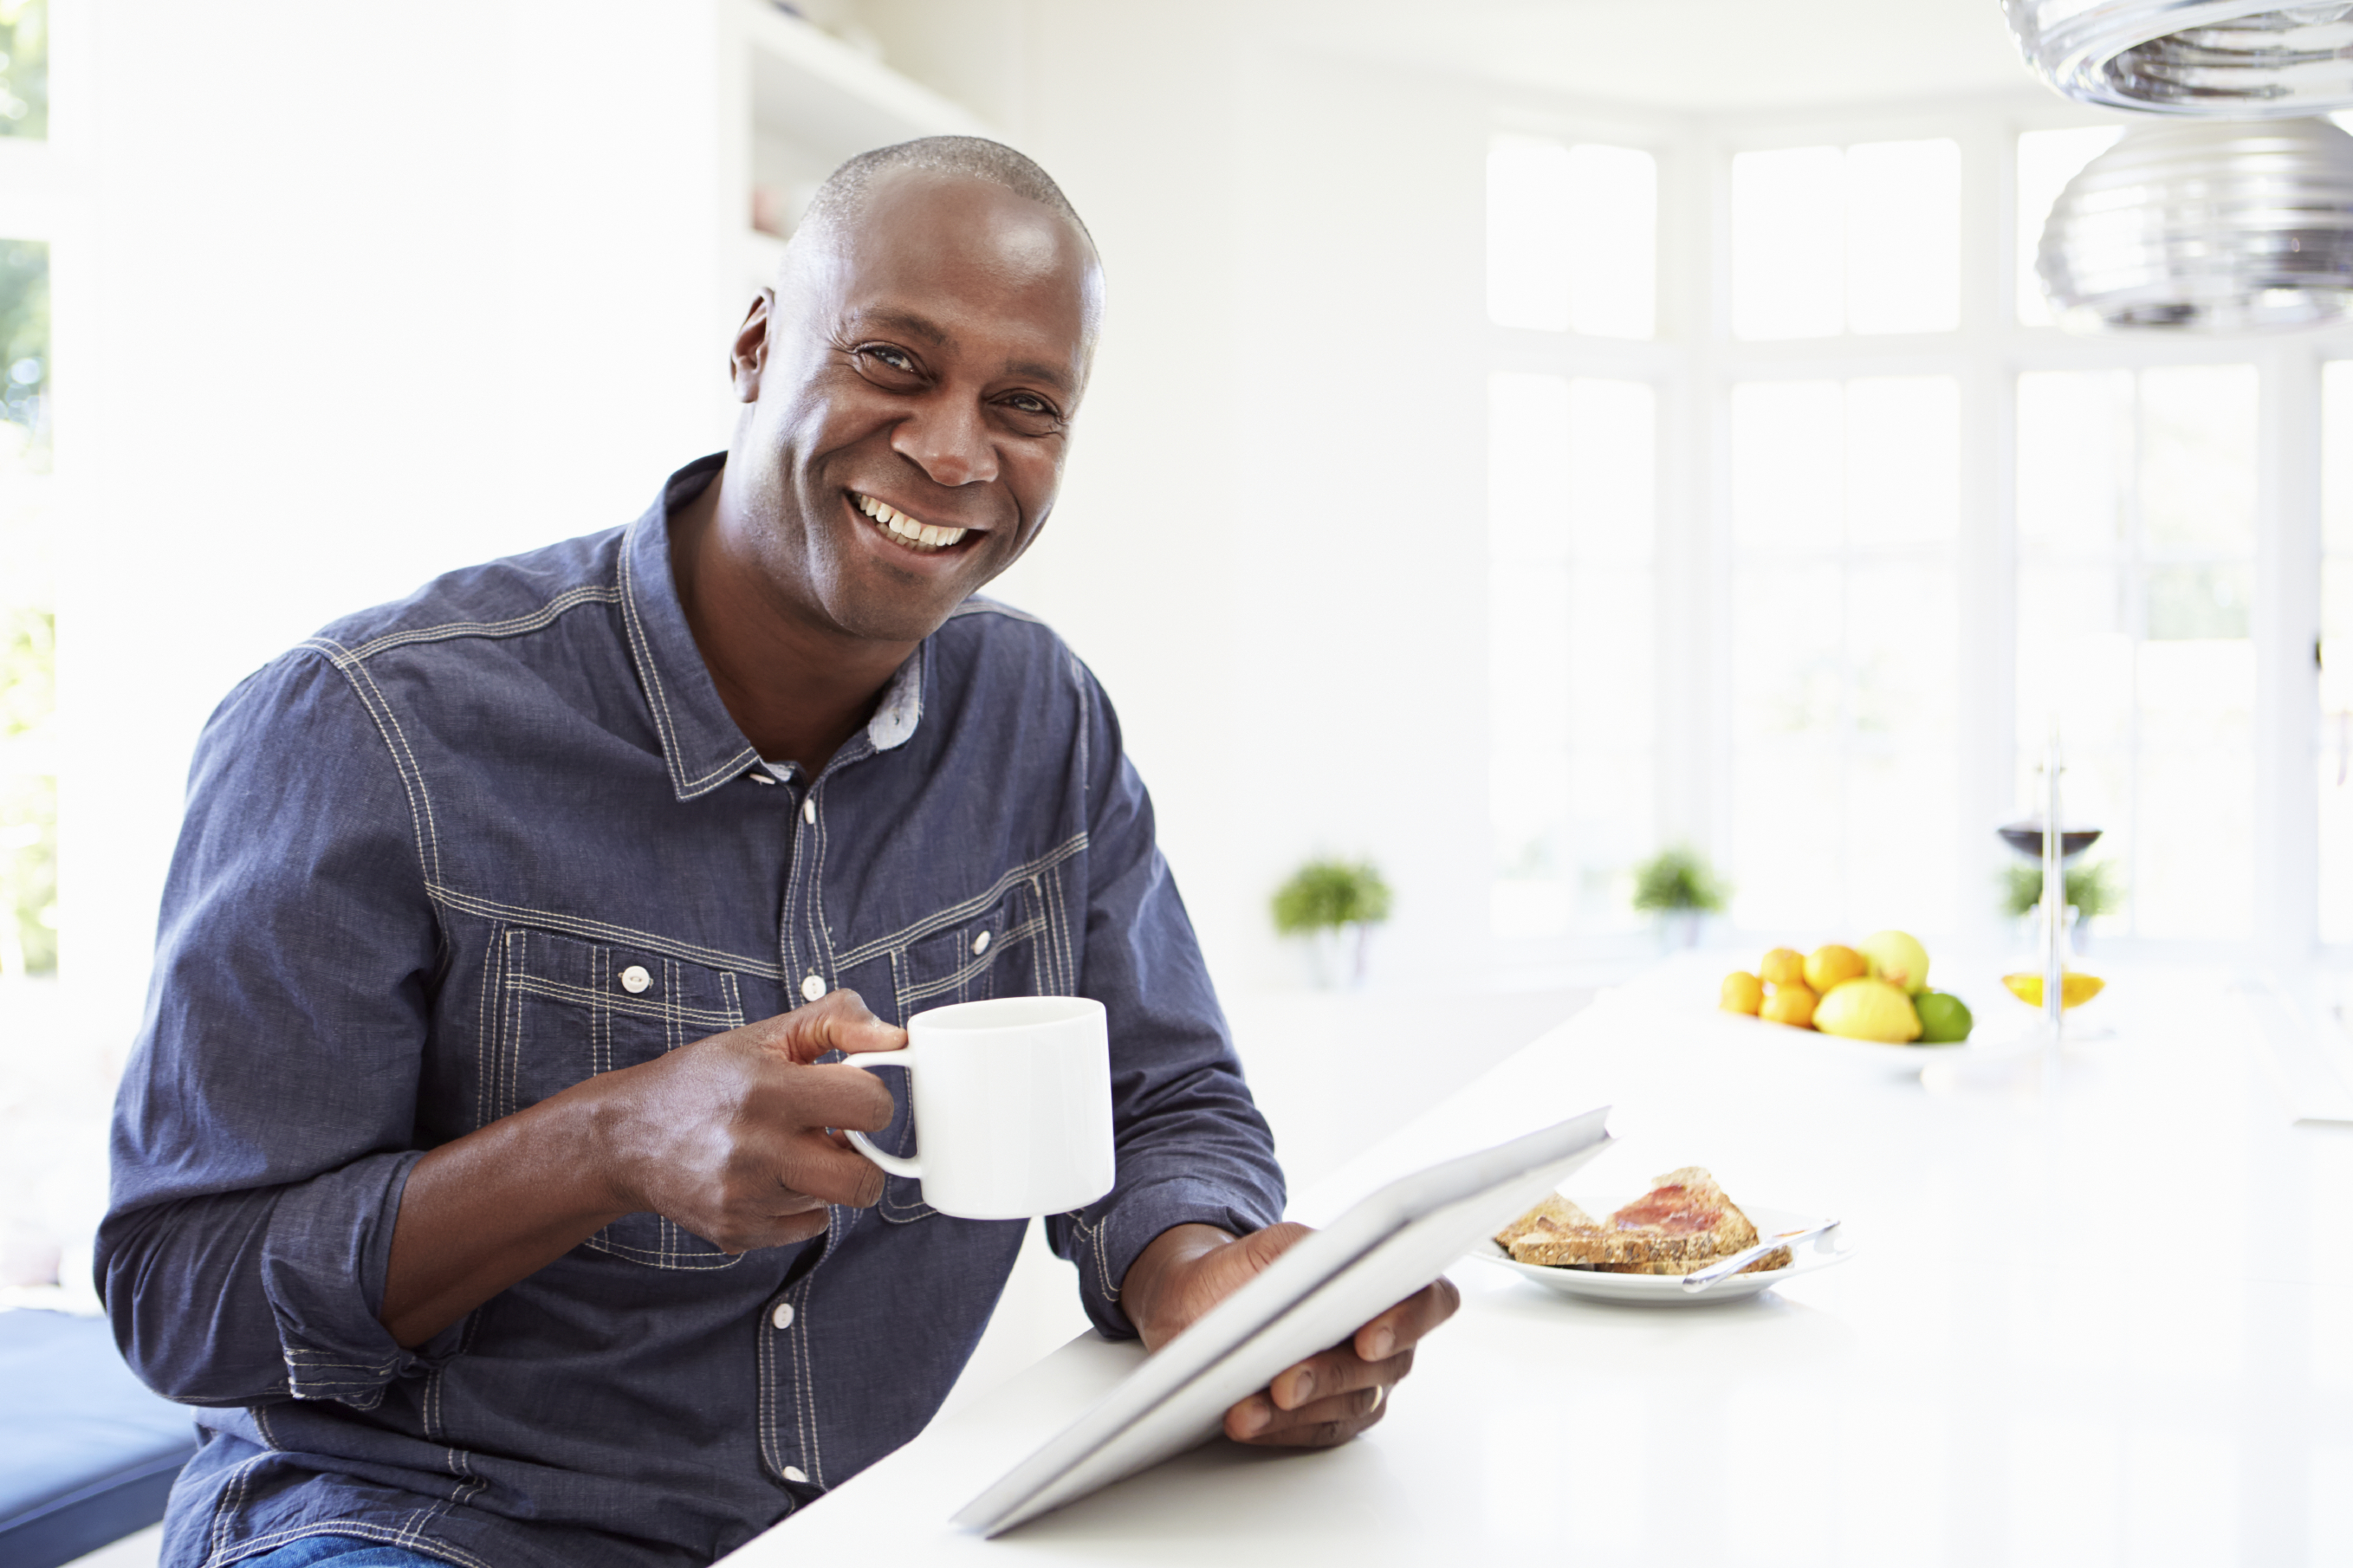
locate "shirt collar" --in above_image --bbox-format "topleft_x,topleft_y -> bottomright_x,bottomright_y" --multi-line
618,455 -> 926,802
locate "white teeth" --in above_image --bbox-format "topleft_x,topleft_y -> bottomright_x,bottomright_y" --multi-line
853,493 -> 969,552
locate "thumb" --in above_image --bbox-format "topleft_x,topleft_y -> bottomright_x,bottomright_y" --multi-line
781,988 -> 908,1064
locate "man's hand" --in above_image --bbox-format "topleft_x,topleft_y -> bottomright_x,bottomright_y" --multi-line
1119,1222 -> 1460,1448
380,988 -> 904,1346
593,988 -> 904,1253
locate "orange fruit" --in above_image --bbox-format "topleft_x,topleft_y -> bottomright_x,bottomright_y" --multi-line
1804,944 -> 1867,994
1720,971 -> 1764,1014
1758,947 -> 1805,988
1760,982 -> 1818,1028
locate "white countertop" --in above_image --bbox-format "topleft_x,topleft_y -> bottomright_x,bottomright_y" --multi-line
725,958 -> 2353,1566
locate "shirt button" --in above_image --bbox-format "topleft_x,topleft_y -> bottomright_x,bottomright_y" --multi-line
770,1301 -> 795,1331
781,1466 -> 809,1485
802,796 -> 817,826
972,930 -> 991,956
801,974 -> 826,1003
619,965 -> 651,995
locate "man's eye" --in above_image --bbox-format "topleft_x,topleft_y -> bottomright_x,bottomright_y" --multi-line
1003,394 -> 1054,417
864,347 -> 915,373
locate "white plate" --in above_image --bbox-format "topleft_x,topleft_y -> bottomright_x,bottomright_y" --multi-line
1475,1203 -> 1856,1306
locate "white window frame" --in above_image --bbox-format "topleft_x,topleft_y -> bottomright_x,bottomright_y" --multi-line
1489,93 -> 2333,967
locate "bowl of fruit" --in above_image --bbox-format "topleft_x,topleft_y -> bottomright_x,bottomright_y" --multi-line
1719,930 -> 1974,1046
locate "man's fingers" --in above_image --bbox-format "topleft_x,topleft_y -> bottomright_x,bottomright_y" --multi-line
1226,1383 -> 1390,1447
775,1131 -> 891,1208
785,1062 -> 898,1132
1350,1275 -> 1460,1363
778,988 -> 909,1063
1268,1347 -> 1413,1411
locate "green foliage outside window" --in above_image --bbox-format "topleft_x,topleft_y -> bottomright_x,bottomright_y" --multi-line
0,606 -> 54,974
0,0 -> 47,140
0,238 -> 47,431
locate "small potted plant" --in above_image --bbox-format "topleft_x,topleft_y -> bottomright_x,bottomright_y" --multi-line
2000,857 -> 2120,951
1271,858 -> 1393,988
1630,845 -> 1728,949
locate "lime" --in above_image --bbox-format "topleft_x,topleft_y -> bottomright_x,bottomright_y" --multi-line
1913,990 -> 1972,1044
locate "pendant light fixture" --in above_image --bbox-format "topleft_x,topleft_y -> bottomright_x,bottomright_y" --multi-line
2004,2 -> 2353,116
2038,114 -> 2353,330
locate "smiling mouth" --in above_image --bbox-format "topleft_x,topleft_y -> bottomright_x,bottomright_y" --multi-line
853,492 -> 975,554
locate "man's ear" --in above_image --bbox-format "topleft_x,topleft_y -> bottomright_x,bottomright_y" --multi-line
729,290 -> 774,404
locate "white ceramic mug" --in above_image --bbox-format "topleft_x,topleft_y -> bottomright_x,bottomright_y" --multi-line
845,995 -> 1116,1220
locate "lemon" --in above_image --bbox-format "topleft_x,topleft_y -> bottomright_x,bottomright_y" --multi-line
1913,990 -> 1973,1044
1857,930 -> 1930,995
2002,972 -> 2105,1009
1720,971 -> 1764,1015
1803,944 -> 1867,994
1813,978 -> 1922,1043
1760,982 -> 1818,1028
1758,947 -> 1806,988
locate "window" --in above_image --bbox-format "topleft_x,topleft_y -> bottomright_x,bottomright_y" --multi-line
1488,373 -> 1656,937
2015,366 -> 2259,941
1486,134 -> 1656,339
1725,377 -> 1961,933
1731,139 -> 1960,340
2319,363 -> 2353,944
0,0 -> 46,982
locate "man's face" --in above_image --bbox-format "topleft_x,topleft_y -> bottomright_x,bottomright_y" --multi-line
728,171 -> 1100,645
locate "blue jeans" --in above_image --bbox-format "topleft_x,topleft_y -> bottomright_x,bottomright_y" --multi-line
238,1535 -> 448,1567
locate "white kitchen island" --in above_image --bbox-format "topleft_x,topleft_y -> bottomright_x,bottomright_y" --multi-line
723,959 -> 2353,1566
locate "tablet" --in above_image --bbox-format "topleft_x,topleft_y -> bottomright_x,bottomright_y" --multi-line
952,1105 -> 1616,1536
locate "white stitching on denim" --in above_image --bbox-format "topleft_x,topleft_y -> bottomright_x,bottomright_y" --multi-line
473,923 -> 499,1131
209,1522 -> 493,1568
508,972 -> 741,1031
425,884 -> 785,979
832,834 -> 1088,969
206,1448 -> 272,1566
1040,870 -> 1075,996
340,585 -> 622,663
592,944 -> 611,1077
720,969 -> 743,1028
305,639 -> 447,887
504,930 -> 527,1121
618,535 -> 759,797
580,1230 -> 744,1268
898,915 -> 1045,1006
299,639 -> 444,891
1068,1209 -> 1120,1302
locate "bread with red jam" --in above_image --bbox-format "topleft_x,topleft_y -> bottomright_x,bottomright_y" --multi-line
1501,1167 -> 1793,1275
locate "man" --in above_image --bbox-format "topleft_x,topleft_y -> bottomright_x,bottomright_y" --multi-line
100,137 -> 1455,1568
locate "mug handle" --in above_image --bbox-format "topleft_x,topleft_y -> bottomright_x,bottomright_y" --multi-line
845,1048 -> 921,1178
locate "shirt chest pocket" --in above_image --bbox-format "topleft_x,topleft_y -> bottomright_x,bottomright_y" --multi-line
870,880 -> 1064,1222
487,924 -> 753,1270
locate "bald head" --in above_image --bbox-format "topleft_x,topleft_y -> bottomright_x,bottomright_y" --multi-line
797,136 -> 1090,249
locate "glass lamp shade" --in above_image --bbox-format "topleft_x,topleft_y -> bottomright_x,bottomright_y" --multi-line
2037,116 -> 2353,330
2005,1 -> 2353,115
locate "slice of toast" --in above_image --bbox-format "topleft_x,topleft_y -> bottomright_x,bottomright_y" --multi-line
1507,1167 -> 1792,1276
1493,1193 -> 1600,1253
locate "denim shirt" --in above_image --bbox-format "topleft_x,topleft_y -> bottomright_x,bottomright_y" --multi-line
99,455 -> 1285,1568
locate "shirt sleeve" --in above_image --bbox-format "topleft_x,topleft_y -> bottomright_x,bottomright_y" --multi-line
98,647 -> 449,1409
1045,663 -> 1287,1338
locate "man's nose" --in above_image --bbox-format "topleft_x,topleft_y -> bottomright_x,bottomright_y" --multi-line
891,397 -> 1000,488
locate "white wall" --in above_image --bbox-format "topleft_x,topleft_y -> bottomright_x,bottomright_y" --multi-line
57,0 -> 742,1036
54,0 -> 1520,1033
867,1 -> 1504,994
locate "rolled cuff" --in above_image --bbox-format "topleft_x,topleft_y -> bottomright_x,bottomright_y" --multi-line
258,1149 -> 444,1407
1054,1175 -> 1283,1341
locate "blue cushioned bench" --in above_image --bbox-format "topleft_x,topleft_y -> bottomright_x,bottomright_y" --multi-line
0,1308 -> 198,1568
